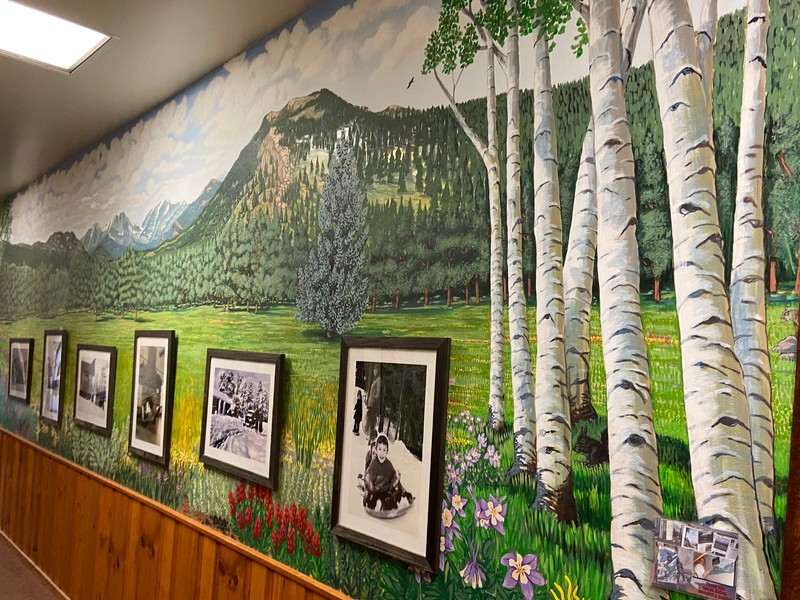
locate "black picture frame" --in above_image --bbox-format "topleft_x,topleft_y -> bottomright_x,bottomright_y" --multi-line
39,330 -> 67,426
199,349 -> 285,488
73,344 -> 117,437
128,330 -> 177,466
8,338 -> 34,404
331,335 -> 451,573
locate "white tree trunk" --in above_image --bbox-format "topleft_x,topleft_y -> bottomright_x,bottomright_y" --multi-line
589,0 -> 666,597
485,48 -> 506,432
696,0 -> 718,127
563,126 -> 598,424
506,21 -> 536,474
648,2 -> 775,598
563,0 -> 645,425
730,0 -> 773,537
530,30 -> 576,523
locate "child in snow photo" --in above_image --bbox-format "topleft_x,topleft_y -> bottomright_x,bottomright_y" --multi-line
361,434 -> 413,512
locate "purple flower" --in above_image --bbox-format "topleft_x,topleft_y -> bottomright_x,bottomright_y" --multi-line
484,445 -> 501,468
439,532 -> 455,570
459,544 -> 486,589
468,425 -> 474,434
441,501 -> 460,533
409,565 -> 431,584
477,495 -> 507,535
501,552 -> 545,600
477,433 -> 487,449
465,447 -> 481,468
447,464 -> 462,487
447,488 -> 466,517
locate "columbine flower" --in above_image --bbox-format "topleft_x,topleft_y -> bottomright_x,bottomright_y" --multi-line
448,489 -> 466,517
459,544 -> 486,589
465,447 -> 481,468
477,432 -> 487,449
439,532 -> 455,570
447,464 -> 462,487
481,495 -> 507,535
485,445 -> 501,468
441,503 -> 457,530
409,565 -> 432,583
501,552 -> 545,600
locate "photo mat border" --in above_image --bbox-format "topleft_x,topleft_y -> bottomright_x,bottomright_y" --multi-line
39,330 -> 67,427
198,348 -> 285,489
128,330 -> 177,466
330,335 -> 451,574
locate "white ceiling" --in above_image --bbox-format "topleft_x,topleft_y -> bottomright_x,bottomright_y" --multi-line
0,0 -> 319,197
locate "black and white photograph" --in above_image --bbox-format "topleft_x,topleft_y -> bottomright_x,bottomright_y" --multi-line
40,330 -> 66,426
331,336 -> 450,573
8,338 -> 33,404
128,330 -> 177,465
199,349 -> 284,488
73,344 -> 117,436
652,517 -> 739,600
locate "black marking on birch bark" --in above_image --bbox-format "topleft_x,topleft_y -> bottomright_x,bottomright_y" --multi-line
686,139 -> 714,153
697,30 -> 712,43
696,315 -> 731,327
700,515 -> 755,546
748,15 -> 767,24
755,476 -> 775,489
677,202 -> 709,216
669,66 -> 701,87
611,568 -> 644,595
601,75 -> 624,90
753,439 -> 772,454
710,415 -> 748,429
665,101 -> 689,115
684,165 -> 715,181
697,233 -> 724,250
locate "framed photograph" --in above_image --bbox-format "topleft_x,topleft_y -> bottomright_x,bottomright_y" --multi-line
73,344 -> 117,436
331,336 -> 451,573
199,349 -> 285,488
128,330 -> 177,465
40,330 -> 67,426
8,338 -> 34,404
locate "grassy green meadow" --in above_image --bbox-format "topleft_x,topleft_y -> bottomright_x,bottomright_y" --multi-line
0,297 -> 795,599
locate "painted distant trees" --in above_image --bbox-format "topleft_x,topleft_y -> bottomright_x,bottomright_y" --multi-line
296,137 -> 369,337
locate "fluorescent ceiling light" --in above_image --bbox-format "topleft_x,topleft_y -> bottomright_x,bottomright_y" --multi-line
0,0 -> 110,73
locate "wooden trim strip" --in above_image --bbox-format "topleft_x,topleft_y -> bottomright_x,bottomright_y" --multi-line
0,427 -> 349,600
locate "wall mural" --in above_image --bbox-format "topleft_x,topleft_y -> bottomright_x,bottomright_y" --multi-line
0,0 -> 798,597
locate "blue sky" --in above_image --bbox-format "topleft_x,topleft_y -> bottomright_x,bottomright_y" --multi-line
10,0 -> 747,245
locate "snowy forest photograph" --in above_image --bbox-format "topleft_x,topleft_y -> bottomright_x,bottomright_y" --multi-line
1,0 -> 800,598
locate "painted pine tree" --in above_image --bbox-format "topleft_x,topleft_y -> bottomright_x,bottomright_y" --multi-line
730,0 -> 774,536
648,1 -> 775,597
296,137 -> 368,337
589,0 -> 666,596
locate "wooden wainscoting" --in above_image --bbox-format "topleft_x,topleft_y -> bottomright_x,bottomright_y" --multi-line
0,429 -> 348,600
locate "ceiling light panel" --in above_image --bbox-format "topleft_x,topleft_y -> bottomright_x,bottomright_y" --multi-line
0,0 -> 110,73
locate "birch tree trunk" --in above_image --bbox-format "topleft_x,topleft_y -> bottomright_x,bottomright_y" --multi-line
730,0 -> 773,537
564,0 -> 645,424
589,0 -> 665,596
530,30 -> 576,523
648,2 -> 775,597
486,48 -> 506,433
506,19 -> 536,474
696,0 -> 718,128
433,44 -> 505,433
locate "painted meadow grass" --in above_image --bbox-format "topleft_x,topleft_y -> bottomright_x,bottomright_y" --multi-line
0,297 -> 795,598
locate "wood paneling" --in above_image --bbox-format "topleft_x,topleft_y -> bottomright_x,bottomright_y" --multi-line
0,430 -> 348,600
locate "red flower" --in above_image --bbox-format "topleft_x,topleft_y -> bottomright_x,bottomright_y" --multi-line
236,509 -> 245,531
287,528 -> 296,555
248,484 -> 256,501
279,525 -> 286,543
284,506 -> 290,526
235,480 -> 246,504
271,529 -> 280,552
253,516 -> 262,540
291,503 -> 298,527
266,506 -> 274,528
228,491 -> 236,516
245,506 -> 253,526
299,507 -> 307,526
311,532 -> 321,557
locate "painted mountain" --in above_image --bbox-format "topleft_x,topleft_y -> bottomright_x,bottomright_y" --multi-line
79,179 -> 221,257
